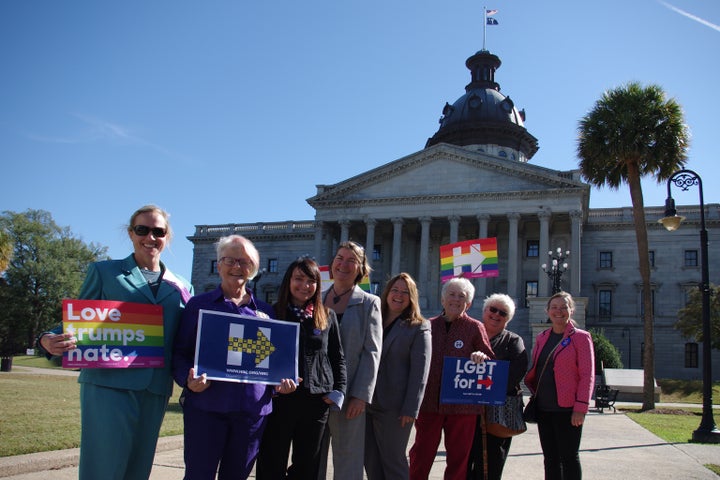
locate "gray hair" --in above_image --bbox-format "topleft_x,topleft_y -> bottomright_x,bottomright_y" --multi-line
441,277 -> 475,304
483,293 -> 516,322
215,235 -> 260,279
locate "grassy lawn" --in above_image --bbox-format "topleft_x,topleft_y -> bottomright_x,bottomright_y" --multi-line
0,356 -> 183,457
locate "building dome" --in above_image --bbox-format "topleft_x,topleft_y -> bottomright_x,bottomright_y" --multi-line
425,50 -> 539,162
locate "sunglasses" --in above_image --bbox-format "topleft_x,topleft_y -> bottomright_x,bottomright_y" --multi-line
488,306 -> 508,318
132,225 -> 167,238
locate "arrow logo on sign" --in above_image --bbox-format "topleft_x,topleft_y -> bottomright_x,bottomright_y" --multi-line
476,377 -> 494,388
228,328 -> 276,365
452,243 -> 487,276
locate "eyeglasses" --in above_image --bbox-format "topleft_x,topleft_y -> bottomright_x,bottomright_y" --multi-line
488,306 -> 508,318
219,257 -> 253,269
132,225 -> 167,238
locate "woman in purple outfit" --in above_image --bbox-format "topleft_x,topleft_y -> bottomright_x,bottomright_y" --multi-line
172,235 -> 297,480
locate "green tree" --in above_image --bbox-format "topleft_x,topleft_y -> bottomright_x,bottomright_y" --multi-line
589,328 -> 623,374
577,82 -> 689,410
675,283 -> 720,350
0,210 -> 107,356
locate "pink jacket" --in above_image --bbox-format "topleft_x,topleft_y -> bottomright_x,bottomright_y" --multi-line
524,322 -> 595,414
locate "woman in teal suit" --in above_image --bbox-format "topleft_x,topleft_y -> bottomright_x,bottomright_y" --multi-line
38,205 -> 192,480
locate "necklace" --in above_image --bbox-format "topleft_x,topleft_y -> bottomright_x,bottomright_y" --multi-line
331,285 -> 353,304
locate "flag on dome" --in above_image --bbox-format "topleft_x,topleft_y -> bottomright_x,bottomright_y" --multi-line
440,238 -> 499,283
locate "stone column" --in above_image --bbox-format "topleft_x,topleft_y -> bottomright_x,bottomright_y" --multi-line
476,214 -> 490,298
507,212 -> 520,301
339,219 -> 351,244
538,210 -> 551,296
391,217 -> 404,275
314,221 -> 324,263
570,210 -> 583,295
365,217 -> 376,265
449,215 -> 460,244
419,216 -> 432,308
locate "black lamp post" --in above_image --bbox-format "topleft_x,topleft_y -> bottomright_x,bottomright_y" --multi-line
252,268 -> 266,297
542,247 -> 570,295
659,169 -> 720,444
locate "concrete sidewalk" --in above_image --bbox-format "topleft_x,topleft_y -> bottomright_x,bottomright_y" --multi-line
1,407 -> 718,479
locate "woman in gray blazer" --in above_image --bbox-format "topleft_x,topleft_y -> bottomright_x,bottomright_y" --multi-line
365,273 -> 431,480
318,241 -> 383,480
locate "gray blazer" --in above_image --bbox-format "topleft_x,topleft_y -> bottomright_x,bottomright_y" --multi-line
330,286 -> 382,403
372,318 -> 432,418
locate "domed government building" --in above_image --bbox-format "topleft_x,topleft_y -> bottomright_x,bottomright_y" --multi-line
188,48 -> 720,381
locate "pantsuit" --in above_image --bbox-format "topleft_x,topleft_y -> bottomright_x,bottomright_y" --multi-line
257,389 -> 330,479
409,412 -> 477,480
536,411 -> 583,480
365,405 -> 414,480
183,404 -> 268,480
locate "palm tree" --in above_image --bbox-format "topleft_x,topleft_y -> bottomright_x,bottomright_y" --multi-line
577,82 -> 689,410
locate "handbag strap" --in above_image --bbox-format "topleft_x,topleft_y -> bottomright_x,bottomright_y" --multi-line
533,333 -> 563,394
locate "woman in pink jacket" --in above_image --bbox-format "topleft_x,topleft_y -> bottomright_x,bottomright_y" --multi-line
524,292 -> 594,480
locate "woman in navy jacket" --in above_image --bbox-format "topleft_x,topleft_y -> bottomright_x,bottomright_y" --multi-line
257,256 -> 347,479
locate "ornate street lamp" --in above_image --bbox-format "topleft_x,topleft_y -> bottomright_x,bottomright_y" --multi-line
659,169 -> 720,443
542,247 -> 570,295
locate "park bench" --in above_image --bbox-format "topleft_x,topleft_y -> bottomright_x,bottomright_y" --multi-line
594,384 -> 619,413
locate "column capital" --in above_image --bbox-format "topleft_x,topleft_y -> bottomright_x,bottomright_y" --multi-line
339,218 -> 351,227
364,216 -> 377,226
419,216 -> 432,224
476,213 -> 491,223
570,210 -> 583,220
507,212 -> 521,222
391,217 -> 404,225
537,210 -> 551,220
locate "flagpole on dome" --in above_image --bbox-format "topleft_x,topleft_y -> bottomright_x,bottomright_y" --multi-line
483,5 -> 487,51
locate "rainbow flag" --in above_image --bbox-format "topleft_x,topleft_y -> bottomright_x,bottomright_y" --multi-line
440,238 -> 499,283
319,265 -> 372,294
62,299 -> 165,368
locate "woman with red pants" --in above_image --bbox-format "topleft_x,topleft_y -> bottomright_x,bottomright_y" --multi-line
409,277 -> 494,480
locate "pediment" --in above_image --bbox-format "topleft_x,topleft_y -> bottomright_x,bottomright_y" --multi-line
307,143 -> 588,208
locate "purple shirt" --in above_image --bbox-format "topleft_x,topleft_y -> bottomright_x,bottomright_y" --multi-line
172,286 -> 275,415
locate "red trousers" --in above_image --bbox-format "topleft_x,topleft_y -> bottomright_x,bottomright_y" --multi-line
409,411 -> 476,480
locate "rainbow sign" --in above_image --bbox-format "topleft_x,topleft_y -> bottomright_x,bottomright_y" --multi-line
440,238 -> 499,283
62,299 -> 164,368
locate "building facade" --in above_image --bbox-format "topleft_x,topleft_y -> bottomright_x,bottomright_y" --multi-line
188,49 -> 719,381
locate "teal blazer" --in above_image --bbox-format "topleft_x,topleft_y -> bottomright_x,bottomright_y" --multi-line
76,254 -> 192,397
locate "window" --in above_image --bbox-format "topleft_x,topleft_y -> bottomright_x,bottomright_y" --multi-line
373,245 -> 382,261
685,343 -> 699,368
684,250 -> 698,267
598,290 -> 612,318
267,258 -> 278,273
210,260 -> 218,274
526,240 -> 539,258
599,251 -> 613,269
370,282 -> 380,295
525,281 -> 538,307
265,291 -> 277,305
649,250 -> 655,267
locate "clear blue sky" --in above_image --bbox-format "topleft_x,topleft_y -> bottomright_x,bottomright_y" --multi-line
2,0 -> 718,281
